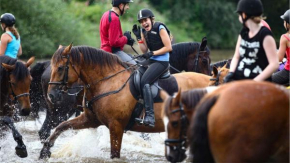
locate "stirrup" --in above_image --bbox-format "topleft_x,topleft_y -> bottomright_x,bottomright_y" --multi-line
135,117 -> 144,125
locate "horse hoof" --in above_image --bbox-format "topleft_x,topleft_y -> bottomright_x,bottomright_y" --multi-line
15,145 -> 28,158
39,148 -> 51,159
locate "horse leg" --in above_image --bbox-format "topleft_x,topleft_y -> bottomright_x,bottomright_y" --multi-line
38,111 -> 52,142
1,116 -> 28,158
109,121 -> 124,159
39,112 -> 100,159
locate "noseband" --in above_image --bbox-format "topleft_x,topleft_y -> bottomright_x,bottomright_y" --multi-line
209,69 -> 222,86
9,80 -> 30,103
165,97 -> 188,157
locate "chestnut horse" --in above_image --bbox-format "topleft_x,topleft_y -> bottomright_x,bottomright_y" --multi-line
208,63 -> 230,86
189,81 -> 289,163
0,56 -> 34,158
39,44 -> 212,159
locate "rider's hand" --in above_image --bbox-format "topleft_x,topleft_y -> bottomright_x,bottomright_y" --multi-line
124,31 -> 135,46
132,24 -> 141,41
141,51 -> 154,59
223,72 -> 235,83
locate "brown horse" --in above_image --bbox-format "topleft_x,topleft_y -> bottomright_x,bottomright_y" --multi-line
189,80 -> 289,163
208,63 -> 230,86
160,87 -> 215,162
39,44 -> 212,159
0,56 -> 34,158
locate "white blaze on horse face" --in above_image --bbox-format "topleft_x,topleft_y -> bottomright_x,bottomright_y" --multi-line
163,116 -> 169,134
206,86 -> 218,94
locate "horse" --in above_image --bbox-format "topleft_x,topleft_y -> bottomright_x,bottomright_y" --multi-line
208,63 -> 230,86
0,56 -> 34,158
189,80 -> 289,163
160,87 -> 216,162
39,44 -> 213,159
29,60 -> 83,141
209,59 -> 231,74
170,37 -> 211,75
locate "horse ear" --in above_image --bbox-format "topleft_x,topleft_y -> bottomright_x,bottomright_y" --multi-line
222,62 -> 228,69
63,43 -> 73,56
58,45 -> 63,49
200,37 -> 207,51
1,63 -> 15,72
213,66 -> 218,76
173,88 -> 182,106
25,56 -> 35,68
160,90 -> 169,101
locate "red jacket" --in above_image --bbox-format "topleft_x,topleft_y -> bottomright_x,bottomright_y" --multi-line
99,10 -> 128,53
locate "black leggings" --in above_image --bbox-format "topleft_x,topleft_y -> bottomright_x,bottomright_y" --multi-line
272,69 -> 290,86
141,60 -> 169,89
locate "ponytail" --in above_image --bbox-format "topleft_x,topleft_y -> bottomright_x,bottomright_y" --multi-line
7,26 -> 19,40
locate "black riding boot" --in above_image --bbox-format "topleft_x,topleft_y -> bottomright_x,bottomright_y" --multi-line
135,84 -> 155,127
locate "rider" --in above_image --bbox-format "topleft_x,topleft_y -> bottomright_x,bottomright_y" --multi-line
0,13 -> 22,59
133,9 -> 172,127
272,9 -> 290,86
224,0 -> 278,82
99,0 -> 136,64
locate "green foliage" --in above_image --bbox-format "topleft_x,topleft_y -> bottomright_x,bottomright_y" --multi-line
0,0 -> 96,59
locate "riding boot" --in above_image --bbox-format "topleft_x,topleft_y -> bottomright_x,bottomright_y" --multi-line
142,84 -> 155,127
135,84 -> 155,127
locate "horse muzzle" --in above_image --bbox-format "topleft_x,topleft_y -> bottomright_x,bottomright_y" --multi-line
47,89 -> 63,104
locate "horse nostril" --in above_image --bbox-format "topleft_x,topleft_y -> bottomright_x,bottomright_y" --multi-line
48,94 -> 54,101
21,109 -> 30,116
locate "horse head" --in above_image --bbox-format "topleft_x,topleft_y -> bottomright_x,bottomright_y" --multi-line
209,63 -> 230,86
161,89 -> 188,162
1,57 -> 34,116
48,43 -> 81,104
195,37 -> 211,75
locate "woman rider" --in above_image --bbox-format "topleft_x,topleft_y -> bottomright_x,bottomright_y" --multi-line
224,0 -> 278,82
0,13 -> 22,59
133,9 -> 172,127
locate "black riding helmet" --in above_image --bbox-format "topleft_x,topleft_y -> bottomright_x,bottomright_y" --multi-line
236,0 -> 263,17
137,9 -> 154,22
281,9 -> 290,24
0,13 -> 16,27
112,0 -> 133,7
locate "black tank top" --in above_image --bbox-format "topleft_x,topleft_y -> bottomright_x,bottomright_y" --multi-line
234,26 -> 273,81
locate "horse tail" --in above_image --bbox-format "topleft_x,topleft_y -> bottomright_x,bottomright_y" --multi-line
189,95 -> 219,163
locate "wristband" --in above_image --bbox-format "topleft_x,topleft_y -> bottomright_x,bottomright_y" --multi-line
138,40 -> 144,44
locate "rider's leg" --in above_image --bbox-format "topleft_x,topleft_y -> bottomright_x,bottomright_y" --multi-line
113,50 -> 137,64
272,69 -> 290,86
135,60 -> 169,127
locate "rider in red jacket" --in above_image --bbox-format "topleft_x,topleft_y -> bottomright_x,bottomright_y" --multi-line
99,0 -> 136,64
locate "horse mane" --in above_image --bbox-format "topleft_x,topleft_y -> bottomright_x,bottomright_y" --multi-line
0,56 -> 30,82
210,59 -> 232,72
30,61 -> 50,79
170,42 -> 210,66
181,88 -> 208,110
52,46 -> 131,70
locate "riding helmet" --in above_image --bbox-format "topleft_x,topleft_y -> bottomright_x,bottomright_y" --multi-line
281,9 -> 290,24
112,0 -> 133,7
0,13 -> 16,27
137,9 -> 154,22
236,0 -> 263,16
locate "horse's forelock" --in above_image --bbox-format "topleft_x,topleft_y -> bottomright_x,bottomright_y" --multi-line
13,62 -> 30,82
181,89 -> 207,110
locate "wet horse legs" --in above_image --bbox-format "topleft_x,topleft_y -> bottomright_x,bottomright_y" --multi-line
109,120 -> 124,158
1,116 -> 28,158
39,112 -> 100,159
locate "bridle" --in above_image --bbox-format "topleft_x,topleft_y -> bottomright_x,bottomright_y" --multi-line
194,43 -> 209,74
209,69 -> 222,86
8,74 -> 30,103
165,97 -> 188,159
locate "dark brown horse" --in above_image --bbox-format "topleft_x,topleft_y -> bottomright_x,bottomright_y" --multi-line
170,37 -> 211,75
39,44 -> 212,159
0,56 -> 34,158
160,87 -> 215,162
189,81 -> 289,163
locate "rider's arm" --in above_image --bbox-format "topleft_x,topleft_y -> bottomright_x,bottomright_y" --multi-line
17,44 -> 22,57
277,35 -> 287,62
151,28 -> 172,55
229,35 -> 242,73
0,33 -> 10,56
254,35 -> 278,81
108,18 -> 127,48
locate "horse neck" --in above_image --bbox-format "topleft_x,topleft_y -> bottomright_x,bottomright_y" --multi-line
0,80 -> 10,115
79,63 -> 130,98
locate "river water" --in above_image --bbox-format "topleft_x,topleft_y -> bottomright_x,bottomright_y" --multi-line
0,112 -> 191,163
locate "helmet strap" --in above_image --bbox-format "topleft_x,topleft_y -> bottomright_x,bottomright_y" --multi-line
118,3 -> 126,16
240,13 -> 250,28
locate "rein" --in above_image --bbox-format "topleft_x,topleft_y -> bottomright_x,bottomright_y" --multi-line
209,69 -> 222,86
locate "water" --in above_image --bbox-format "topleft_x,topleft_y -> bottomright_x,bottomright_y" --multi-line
0,112 -> 191,163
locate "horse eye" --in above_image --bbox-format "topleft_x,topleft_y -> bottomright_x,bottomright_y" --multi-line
58,66 -> 64,72
202,58 -> 208,64
171,121 -> 179,127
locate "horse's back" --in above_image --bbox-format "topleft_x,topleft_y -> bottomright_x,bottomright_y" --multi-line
208,81 -> 289,162
173,72 -> 211,91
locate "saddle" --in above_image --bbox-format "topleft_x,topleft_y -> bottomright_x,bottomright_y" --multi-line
125,65 -> 178,131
